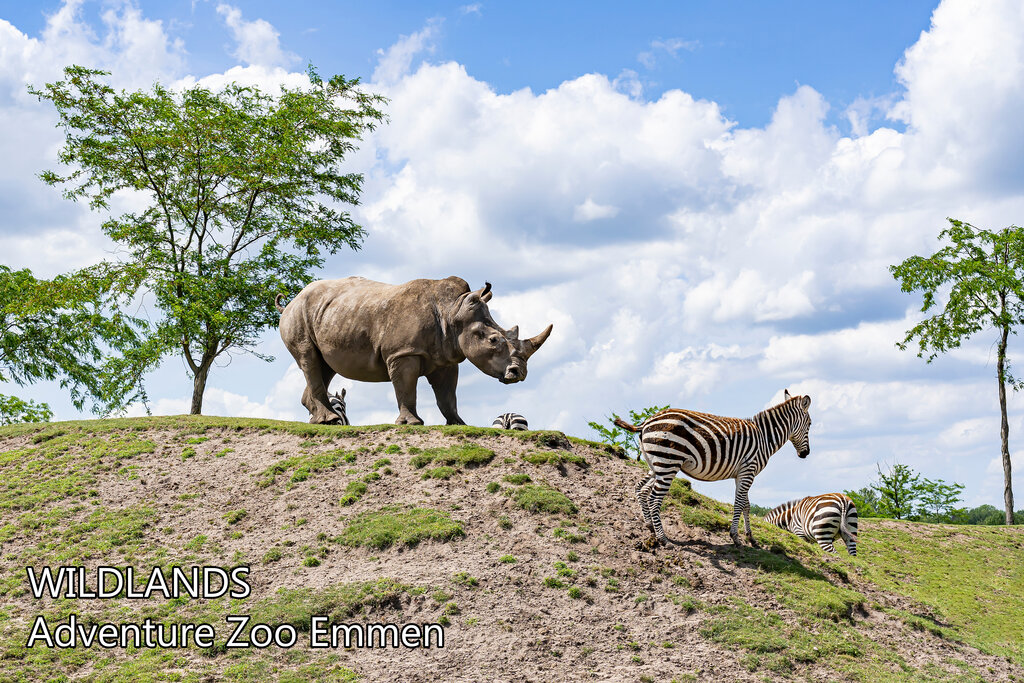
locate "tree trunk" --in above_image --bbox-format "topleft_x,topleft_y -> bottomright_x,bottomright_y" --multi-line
190,361 -> 211,415
997,324 -> 1015,525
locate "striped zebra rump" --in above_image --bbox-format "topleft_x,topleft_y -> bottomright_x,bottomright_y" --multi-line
765,493 -> 857,555
492,413 -> 528,430
328,389 -> 350,426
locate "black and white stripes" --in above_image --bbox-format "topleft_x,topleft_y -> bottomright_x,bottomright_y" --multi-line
328,389 -> 349,426
764,493 -> 858,555
615,390 -> 812,547
491,413 -> 528,430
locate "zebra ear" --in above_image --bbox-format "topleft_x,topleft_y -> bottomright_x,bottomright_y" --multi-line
784,389 -> 791,400
802,395 -> 811,409
341,388 -> 346,399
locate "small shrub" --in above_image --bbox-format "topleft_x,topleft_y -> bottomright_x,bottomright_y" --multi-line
262,548 -> 283,564
486,481 -> 501,493
513,484 -> 577,515
452,572 -> 479,588
503,473 -> 532,485
224,509 -> 247,525
422,466 -> 457,480
303,556 -> 321,567
337,507 -> 465,550
500,555 -> 517,563
373,458 -> 392,469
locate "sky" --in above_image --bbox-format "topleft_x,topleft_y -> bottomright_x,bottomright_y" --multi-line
2,0 -> 1024,509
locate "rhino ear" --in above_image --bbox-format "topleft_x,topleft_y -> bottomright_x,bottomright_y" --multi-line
522,324 -> 553,359
505,325 -> 519,341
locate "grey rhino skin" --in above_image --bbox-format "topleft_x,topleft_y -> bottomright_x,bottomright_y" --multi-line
277,276 -> 553,425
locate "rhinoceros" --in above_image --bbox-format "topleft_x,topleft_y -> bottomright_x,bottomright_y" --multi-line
276,276 -> 553,425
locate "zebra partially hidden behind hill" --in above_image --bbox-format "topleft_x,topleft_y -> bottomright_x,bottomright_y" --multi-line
614,390 -> 812,547
764,493 -> 858,555
328,389 -> 349,426
492,413 -> 528,430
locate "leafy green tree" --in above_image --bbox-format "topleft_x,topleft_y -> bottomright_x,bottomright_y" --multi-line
873,462 -> 922,520
843,486 -> 880,518
588,405 -> 668,460
891,218 -> 1024,525
916,477 -> 966,523
0,395 -> 53,425
0,264 -> 149,415
30,65 -> 386,414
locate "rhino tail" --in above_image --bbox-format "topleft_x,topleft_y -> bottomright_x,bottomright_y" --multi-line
613,417 -> 640,433
275,293 -> 287,314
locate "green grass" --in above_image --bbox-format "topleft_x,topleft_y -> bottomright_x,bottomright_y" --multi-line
852,521 -> 1024,664
512,484 -> 578,515
258,449 -> 356,488
422,466 -> 457,480
336,507 -> 465,550
503,473 -> 531,484
408,443 -> 495,469
521,450 -> 587,468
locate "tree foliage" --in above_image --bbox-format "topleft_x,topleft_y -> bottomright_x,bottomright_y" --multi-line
588,405 -> 668,460
843,486 -> 880,518
0,264 -> 149,415
873,462 -> 922,520
30,65 -> 386,414
891,218 -> 1024,525
0,394 -> 53,425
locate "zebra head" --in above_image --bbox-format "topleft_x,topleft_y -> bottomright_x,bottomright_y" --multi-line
783,389 -> 812,458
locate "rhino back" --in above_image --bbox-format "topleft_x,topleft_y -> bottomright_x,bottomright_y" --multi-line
292,276 -> 470,381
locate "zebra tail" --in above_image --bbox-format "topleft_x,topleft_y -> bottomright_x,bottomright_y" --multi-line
613,417 -> 640,433
839,505 -> 856,540
274,293 -> 287,314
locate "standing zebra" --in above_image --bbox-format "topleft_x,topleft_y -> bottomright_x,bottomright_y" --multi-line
328,389 -> 350,426
492,412 -> 528,430
764,493 -> 858,555
614,390 -> 812,547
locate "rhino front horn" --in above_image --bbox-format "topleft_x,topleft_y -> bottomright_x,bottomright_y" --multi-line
522,324 -> 553,358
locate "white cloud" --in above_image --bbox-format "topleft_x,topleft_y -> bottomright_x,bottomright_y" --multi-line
638,36 -> 699,69
372,18 -> 442,85
216,3 -> 298,69
460,4 -> 482,16
573,198 -> 619,222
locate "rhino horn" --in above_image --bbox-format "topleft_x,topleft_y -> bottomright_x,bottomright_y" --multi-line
522,324 -> 553,358
478,281 -> 493,302
505,325 -> 519,341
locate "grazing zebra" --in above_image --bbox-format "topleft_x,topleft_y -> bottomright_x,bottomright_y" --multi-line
614,390 -> 812,547
764,493 -> 858,555
491,413 -> 528,430
328,389 -> 349,426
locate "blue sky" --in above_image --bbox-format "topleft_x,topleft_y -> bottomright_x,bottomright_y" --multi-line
2,0 -> 1024,511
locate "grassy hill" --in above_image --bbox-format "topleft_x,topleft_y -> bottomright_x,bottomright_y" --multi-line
0,416 -> 1022,682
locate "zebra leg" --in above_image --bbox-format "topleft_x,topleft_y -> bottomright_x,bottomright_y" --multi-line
647,471 -> 675,545
731,476 -> 757,547
634,472 -> 655,529
814,529 -> 839,554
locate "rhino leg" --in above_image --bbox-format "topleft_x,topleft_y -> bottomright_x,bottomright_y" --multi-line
426,364 -> 464,426
296,347 -> 341,425
388,356 -> 424,425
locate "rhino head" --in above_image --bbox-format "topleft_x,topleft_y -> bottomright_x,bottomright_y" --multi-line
453,282 -> 553,384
